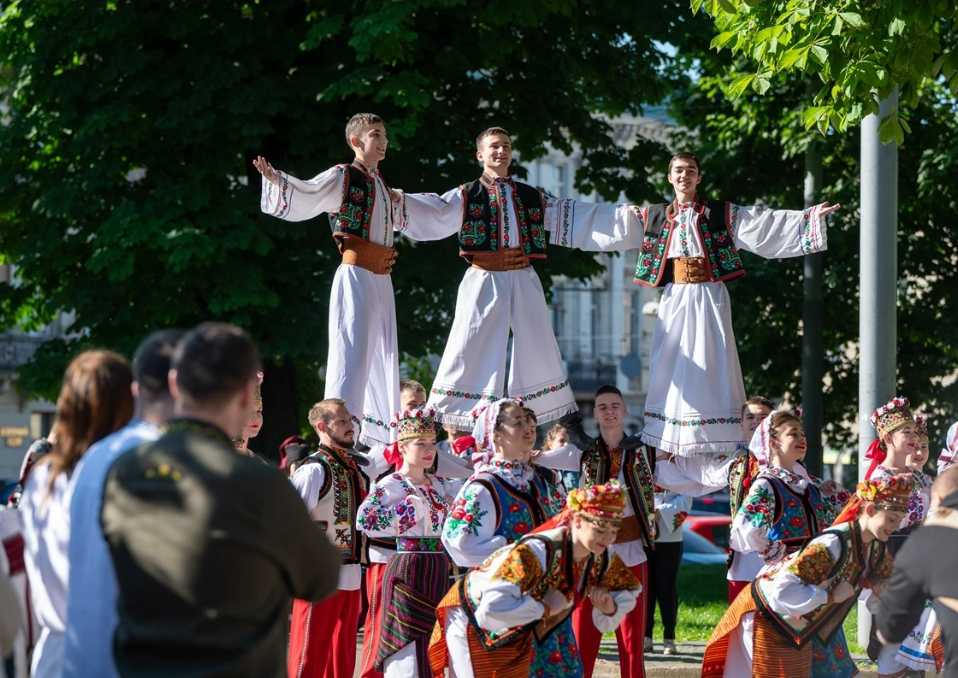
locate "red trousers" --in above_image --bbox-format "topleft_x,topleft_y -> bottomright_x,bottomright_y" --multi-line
287,588 -> 361,678
573,561 -> 648,678
358,564 -> 386,678
727,579 -> 750,604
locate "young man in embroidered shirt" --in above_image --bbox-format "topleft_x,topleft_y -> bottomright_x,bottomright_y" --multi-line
255,114 -> 450,450
401,127 -> 641,430
631,153 -> 839,459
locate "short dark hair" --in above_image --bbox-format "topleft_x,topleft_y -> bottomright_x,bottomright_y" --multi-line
741,396 -> 774,416
668,152 -> 700,173
173,323 -> 261,406
476,126 -> 511,150
595,384 -> 623,399
132,329 -> 184,399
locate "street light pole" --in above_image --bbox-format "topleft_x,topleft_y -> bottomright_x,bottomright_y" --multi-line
802,139 -> 825,478
857,89 -> 899,647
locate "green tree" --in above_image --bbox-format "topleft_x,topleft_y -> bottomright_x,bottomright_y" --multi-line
693,0 -> 958,142
0,0 -> 687,456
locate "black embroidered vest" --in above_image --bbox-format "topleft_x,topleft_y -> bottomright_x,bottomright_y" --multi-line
304,444 -> 371,565
579,437 -> 657,551
459,178 -> 547,258
332,164 -> 387,242
633,199 -> 746,287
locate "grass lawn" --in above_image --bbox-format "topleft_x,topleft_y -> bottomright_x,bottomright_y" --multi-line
645,561 -> 869,657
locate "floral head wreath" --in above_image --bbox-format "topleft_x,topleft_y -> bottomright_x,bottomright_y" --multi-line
913,414 -> 928,440
567,481 -> 626,525
832,473 -> 913,525
870,396 -> 913,439
383,406 -> 438,467
254,370 -> 264,405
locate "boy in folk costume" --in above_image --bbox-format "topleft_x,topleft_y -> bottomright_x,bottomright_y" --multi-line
701,474 -> 911,678
632,153 -> 839,457
255,114 -> 446,448
726,396 -> 774,602
401,127 -> 639,428
429,482 -> 641,678
441,399 -> 575,677
355,407 -> 462,678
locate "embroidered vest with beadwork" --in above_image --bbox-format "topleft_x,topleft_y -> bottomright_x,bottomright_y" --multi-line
459,179 -> 547,258
473,470 -> 550,542
580,439 -> 656,550
728,450 -> 761,520
633,199 -> 746,287
306,445 -> 370,564
754,522 -> 887,649
332,164 -> 379,241
764,474 -> 827,551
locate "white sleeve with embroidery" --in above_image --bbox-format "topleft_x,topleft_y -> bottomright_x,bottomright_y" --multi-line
398,187 -> 464,242
654,492 -> 693,532
290,463 -> 326,511
361,445 -> 391,480
544,195 -> 643,252
470,542 -> 548,633
729,477 -> 783,563
533,443 -> 584,473
260,165 -> 345,222
356,475 -> 427,537
655,455 -> 736,497
442,479 -> 507,567
730,202 -> 829,258
760,533 -> 839,617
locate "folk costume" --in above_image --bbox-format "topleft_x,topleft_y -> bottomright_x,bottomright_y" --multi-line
728,414 -> 849,587
402,175 -> 638,428
632,199 -> 830,456
645,488 -> 692,647
288,442 -> 378,678
726,443 -> 763,602
355,408 -> 461,678
429,482 -> 640,678
701,475 -> 909,678
261,162 -> 442,447
441,400 -> 575,677
535,435 -> 658,678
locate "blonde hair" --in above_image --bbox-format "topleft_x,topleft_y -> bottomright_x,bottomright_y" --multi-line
345,113 -> 384,146
307,398 -> 347,428
400,379 -> 426,398
544,423 -> 568,450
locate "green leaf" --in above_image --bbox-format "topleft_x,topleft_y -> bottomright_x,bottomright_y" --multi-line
717,0 -> 736,13
888,18 -> 906,36
690,0 -> 705,14
810,45 -> 828,65
832,15 -> 843,35
753,75 -> 771,94
727,73 -> 755,98
878,113 -> 904,145
780,47 -> 805,69
839,12 -> 865,28
802,105 -> 828,129
710,31 -> 736,49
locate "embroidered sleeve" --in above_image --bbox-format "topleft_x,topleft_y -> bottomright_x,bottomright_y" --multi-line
729,477 -> 777,559
444,482 -> 488,538
356,476 -> 421,536
543,195 -> 642,252
493,544 -> 543,593
442,480 -> 506,567
787,541 -> 836,585
599,554 -> 641,592
399,188 -> 463,241
730,201 -> 829,258
260,165 -> 345,222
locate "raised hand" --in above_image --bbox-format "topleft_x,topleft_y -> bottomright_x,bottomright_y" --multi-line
253,155 -> 280,185
819,202 -> 841,217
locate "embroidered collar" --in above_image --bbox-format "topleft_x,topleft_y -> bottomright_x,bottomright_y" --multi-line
318,443 -> 361,472
761,463 -> 811,492
351,159 -> 379,177
480,457 -> 535,487
479,172 -> 514,189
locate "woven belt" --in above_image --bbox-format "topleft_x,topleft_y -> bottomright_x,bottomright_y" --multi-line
336,234 -> 397,275
672,256 -> 711,284
614,515 -> 643,544
396,536 -> 444,553
467,247 -> 531,272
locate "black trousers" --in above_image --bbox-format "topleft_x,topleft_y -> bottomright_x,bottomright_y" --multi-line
645,540 -> 683,639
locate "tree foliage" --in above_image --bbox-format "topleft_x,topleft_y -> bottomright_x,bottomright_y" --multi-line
693,0 -> 958,143
0,0 -> 689,453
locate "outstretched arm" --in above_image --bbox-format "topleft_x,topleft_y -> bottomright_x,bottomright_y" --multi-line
254,155 -> 345,222
731,201 -> 839,258
544,195 -> 646,252
396,187 -> 464,242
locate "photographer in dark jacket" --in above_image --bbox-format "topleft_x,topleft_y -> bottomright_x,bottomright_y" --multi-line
876,466 -> 958,677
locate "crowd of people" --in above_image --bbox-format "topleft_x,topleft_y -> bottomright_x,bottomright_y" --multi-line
0,110 -> 955,678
